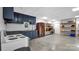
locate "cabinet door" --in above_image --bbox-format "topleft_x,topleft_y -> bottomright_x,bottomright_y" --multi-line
14,13 -> 18,22
27,31 -> 37,39
23,31 -> 32,39
14,13 -> 23,23
28,16 -> 36,25
31,31 -> 37,39
3,7 -> 14,22
32,17 -> 36,24
19,15 -> 23,23
23,15 -> 28,22
17,14 -> 23,23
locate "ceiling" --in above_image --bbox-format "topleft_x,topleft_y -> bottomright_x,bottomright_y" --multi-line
14,7 -> 79,21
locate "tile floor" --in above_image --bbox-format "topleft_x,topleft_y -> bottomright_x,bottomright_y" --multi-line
29,34 -> 79,51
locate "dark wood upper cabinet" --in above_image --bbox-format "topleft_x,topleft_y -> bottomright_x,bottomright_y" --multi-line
3,7 -> 14,23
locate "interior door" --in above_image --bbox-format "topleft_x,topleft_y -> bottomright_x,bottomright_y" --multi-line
36,23 -> 45,37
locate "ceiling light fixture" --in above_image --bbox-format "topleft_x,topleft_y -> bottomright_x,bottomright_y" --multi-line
48,21 -> 52,24
72,7 -> 79,12
42,16 -> 48,19
51,19 -> 56,22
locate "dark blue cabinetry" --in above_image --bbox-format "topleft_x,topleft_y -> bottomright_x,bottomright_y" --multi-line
28,16 -> 36,25
14,12 -> 23,23
3,7 -> 14,23
23,31 -> 37,39
14,12 -> 36,24
3,7 -> 36,24
32,31 -> 37,39
3,7 -> 37,39
14,12 -> 37,39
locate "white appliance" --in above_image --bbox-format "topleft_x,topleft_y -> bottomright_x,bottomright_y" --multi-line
2,34 -> 30,51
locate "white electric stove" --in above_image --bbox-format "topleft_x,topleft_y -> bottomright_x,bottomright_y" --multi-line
2,34 -> 30,51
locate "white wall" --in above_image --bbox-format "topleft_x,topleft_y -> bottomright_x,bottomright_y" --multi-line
6,23 -> 36,31
53,21 -> 60,34
0,7 -> 6,44
76,18 -> 79,36
0,8 -> 5,31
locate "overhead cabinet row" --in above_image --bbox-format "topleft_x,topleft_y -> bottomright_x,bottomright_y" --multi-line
14,12 -> 36,24
3,7 -> 36,24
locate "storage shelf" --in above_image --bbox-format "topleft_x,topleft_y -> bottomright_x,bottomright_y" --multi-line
60,18 -> 76,37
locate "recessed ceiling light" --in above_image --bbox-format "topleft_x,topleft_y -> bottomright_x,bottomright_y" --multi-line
51,19 -> 56,22
72,7 -> 79,12
48,21 -> 52,24
42,16 -> 48,19
36,20 -> 46,23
